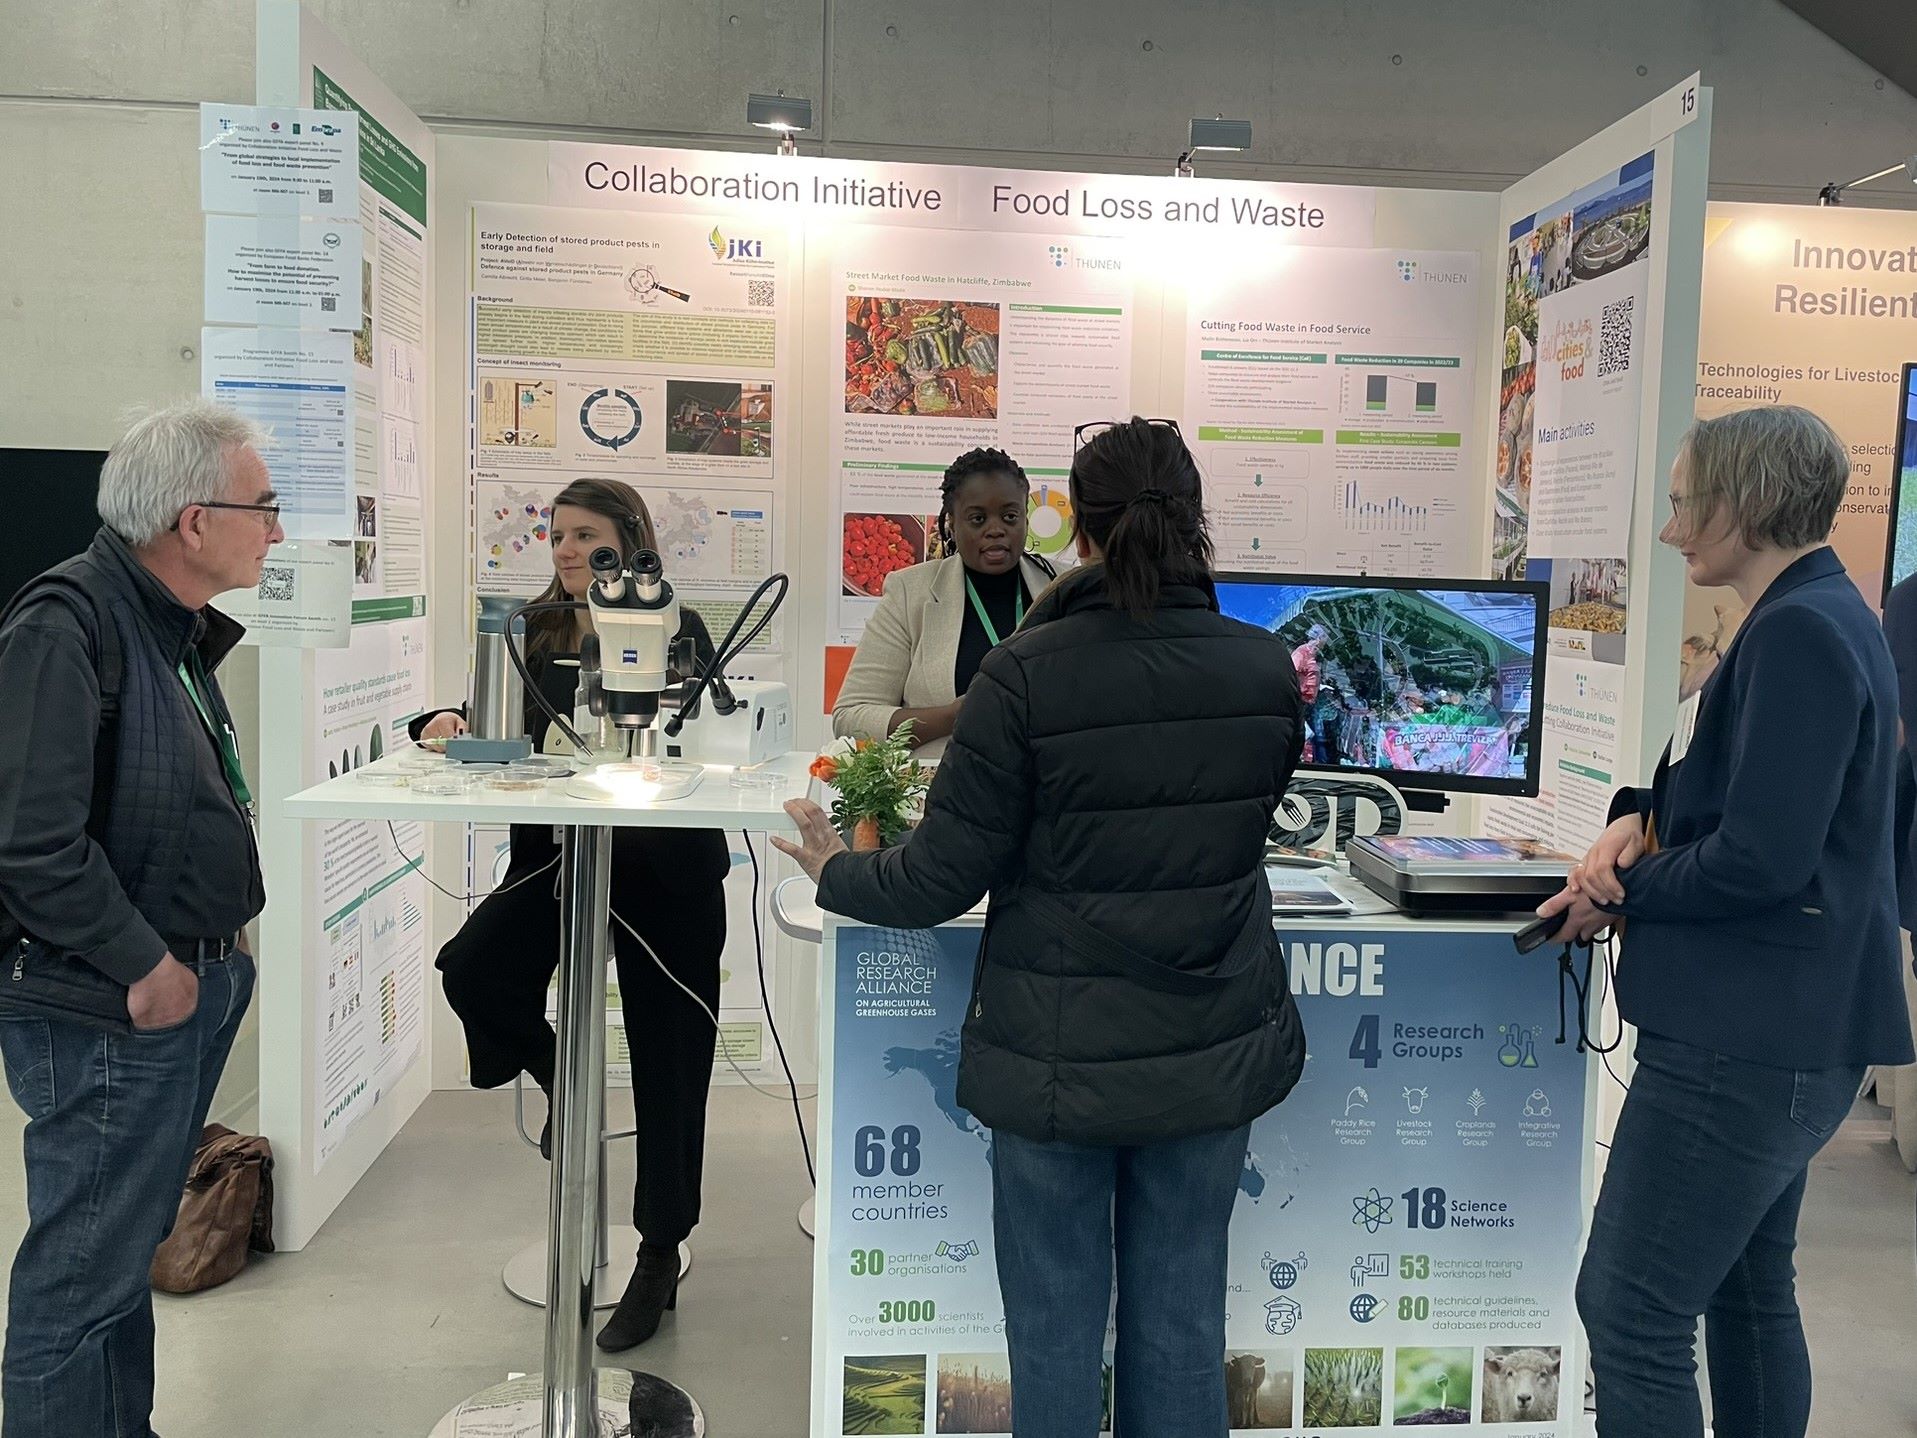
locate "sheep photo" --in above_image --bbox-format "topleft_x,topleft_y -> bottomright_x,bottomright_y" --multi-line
1481,1346 -> 1562,1424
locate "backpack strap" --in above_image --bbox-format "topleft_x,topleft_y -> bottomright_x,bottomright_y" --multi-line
4,574 -> 123,839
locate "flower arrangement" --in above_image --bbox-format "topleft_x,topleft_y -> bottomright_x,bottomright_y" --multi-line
809,724 -> 929,851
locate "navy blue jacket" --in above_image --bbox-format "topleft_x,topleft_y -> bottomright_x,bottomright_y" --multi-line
1609,548 -> 1914,1068
1879,573 -> 1917,932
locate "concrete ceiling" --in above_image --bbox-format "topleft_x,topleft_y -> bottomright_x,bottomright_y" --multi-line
1782,0 -> 1917,105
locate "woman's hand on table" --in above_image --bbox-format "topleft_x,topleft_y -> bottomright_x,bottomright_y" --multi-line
1568,814 -> 1645,906
1535,885 -> 1613,944
771,799 -> 850,883
420,712 -> 468,742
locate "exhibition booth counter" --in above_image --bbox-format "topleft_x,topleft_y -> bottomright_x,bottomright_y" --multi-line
781,871 -> 1598,1436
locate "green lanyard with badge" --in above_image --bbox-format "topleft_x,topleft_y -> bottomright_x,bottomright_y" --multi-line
964,574 -> 1024,647
177,650 -> 254,815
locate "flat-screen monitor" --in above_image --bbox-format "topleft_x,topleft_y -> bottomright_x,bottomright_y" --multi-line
1882,362 -> 1917,601
0,448 -> 105,605
1215,572 -> 1549,797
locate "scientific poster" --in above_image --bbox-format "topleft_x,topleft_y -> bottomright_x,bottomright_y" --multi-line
308,618 -> 431,1172
816,923 -> 1589,1437
826,225 -> 1133,649
201,327 -> 357,541
313,66 -> 431,618
468,204 -> 792,656
1682,203 -> 1917,696
1484,154 -> 1654,854
1182,248 -> 1482,577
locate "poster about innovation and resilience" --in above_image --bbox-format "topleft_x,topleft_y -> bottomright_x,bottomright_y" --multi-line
1484,153 -> 1655,854
1684,204 -> 1917,697
818,923 -> 1588,1438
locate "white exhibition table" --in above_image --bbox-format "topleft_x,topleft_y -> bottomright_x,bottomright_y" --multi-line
285,751 -> 810,1438
780,868 -> 1600,1438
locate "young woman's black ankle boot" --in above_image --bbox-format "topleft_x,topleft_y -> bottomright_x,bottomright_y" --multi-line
595,1242 -> 680,1351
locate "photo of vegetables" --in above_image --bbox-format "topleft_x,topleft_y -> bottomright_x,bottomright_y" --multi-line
843,513 -> 926,597
843,1355 -> 927,1435
845,296 -> 1000,419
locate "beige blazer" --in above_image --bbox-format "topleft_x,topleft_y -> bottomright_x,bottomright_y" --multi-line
834,552 -> 1055,760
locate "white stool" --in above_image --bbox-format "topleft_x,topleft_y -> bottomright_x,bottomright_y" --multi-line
502,1071 -> 692,1309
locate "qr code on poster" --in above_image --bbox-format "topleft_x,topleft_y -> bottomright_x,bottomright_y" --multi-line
746,279 -> 775,308
320,295 -> 337,313
259,566 -> 296,602
318,186 -> 334,205
1598,296 -> 1634,378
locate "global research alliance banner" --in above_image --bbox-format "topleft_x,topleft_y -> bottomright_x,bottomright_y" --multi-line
815,920 -> 1592,1436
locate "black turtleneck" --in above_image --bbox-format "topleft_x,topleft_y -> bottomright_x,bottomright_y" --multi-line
954,563 -> 1027,696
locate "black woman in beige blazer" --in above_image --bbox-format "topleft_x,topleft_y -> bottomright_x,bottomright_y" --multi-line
834,448 -> 1057,759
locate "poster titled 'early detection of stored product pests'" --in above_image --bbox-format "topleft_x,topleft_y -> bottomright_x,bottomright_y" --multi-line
816,922 -> 1590,1437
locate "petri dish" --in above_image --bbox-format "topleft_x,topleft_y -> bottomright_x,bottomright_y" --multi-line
411,770 -> 479,796
729,767 -> 790,793
347,768 -> 411,788
487,760 -> 567,792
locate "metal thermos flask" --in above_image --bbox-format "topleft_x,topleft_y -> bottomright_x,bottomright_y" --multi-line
471,596 -> 525,741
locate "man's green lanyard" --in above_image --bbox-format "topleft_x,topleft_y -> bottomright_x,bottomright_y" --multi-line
964,575 -> 1024,648
178,652 -> 254,813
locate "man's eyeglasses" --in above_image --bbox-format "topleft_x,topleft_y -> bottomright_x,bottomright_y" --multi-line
1073,418 -> 1183,448
187,500 -> 283,526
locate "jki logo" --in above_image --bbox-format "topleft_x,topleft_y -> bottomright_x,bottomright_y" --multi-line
708,226 -> 764,262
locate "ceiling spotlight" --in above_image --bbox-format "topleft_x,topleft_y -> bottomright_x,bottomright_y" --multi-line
747,92 -> 812,154
1176,116 -> 1252,177
1817,155 -> 1917,206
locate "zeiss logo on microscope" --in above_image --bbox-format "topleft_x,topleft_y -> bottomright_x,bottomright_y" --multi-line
708,227 -> 767,264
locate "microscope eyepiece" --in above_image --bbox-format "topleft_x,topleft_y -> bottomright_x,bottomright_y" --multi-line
630,549 -> 665,602
588,546 -> 624,580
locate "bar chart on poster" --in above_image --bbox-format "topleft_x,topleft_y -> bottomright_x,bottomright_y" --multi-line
1183,248 -> 1481,578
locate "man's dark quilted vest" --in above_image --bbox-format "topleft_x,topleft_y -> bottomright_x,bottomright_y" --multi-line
6,532 -> 201,924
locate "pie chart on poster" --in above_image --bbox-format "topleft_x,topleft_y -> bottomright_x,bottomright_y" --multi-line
580,388 -> 644,450
1027,484 -> 1074,556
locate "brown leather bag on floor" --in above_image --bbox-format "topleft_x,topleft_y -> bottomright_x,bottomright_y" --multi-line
150,1123 -> 276,1294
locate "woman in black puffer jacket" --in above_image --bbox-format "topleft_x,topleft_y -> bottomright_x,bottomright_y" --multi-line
775,417 -> 1307,1438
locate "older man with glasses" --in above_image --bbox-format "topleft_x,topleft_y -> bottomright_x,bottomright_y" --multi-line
0,398 -> 280,1438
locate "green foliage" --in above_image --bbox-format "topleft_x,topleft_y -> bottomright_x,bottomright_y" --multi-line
826,725 -> 929,842
1303,1348 -> 1383,1428
842,1358 -> 926,1435
1394,1346 -> 1474,1424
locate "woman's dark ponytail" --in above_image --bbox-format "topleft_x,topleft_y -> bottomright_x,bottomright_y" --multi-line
1069,419 -> 1212,618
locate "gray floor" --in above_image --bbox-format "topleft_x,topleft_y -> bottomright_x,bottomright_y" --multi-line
0,1092 -> 1910,1436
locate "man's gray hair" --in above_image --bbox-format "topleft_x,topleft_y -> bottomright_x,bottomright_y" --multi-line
1682,405 -> 1849,551
97,399 -> 266,547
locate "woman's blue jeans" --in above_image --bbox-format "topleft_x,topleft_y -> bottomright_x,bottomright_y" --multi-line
991,1123 -> 1250,1438
1576,1030 -> 1862,1438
